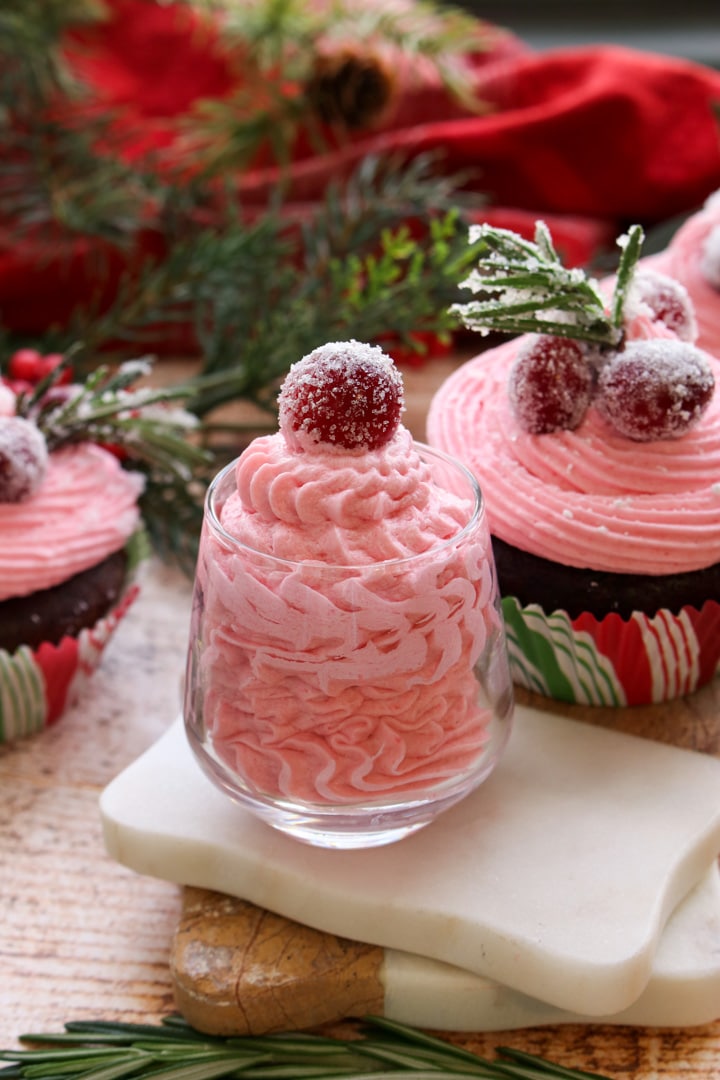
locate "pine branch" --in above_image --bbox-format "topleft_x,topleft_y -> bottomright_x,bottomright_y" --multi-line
32,154 -> 480,415
0,0 -> 105,110
176,0 -> 488,174
0,1015 -> 615,1080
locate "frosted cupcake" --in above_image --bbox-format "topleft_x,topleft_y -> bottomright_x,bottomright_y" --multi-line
0,351 -> 201,741
427,224 -> 719,706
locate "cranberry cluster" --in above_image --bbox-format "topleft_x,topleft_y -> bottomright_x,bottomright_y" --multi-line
508,271 -> 715,441
3,348 -> 71,395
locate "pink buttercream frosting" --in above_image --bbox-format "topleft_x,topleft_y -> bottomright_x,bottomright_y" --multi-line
426,340 -> 720,576
0,443 -> 144,601
195,426 -> 502,805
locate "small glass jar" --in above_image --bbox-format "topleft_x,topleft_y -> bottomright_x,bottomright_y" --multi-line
184,443 -> 513,848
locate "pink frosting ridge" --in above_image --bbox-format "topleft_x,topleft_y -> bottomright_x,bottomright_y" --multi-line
426,342 -> 720,576
643,191 -> 720,358
0,443 -> 144,601
197,425 -> 500,805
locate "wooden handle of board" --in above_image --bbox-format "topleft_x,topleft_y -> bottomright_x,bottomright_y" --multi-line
171,887 -> 385,1035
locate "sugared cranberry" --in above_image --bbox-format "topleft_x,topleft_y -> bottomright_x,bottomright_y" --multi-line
7,349 -> 71,385
597,339 -> 714,441
700,224 -> 720,289
626,269 -> 697,342
278,340 -> 404,452
508,335 -> 593,434
0,416 -> 49,502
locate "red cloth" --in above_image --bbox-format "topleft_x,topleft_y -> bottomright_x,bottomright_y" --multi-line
2,0 -> 720,343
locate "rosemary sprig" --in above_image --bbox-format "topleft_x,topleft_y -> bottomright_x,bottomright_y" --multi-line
0,1015 -> 615,1080
12,357 -> 214,572
450,222 -> 645,347
17,359 -> 208,476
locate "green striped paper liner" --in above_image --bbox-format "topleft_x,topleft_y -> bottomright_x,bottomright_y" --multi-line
501,597 -> 627,707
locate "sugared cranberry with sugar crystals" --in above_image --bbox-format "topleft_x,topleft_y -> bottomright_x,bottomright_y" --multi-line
0,416 -> 49,502
278,340 -> 404,452
597,339 -> 714,441
626,269 -> 697,342
508,334 -> 593,434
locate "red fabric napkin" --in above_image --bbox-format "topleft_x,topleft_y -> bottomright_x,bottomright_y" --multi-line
2,0 -> 720,344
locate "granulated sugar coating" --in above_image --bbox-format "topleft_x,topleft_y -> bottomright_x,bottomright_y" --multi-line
597,339 -> 715,441
0,416 -> 49,502
278,340 -> 404,453
626,268 -> 698,343
508,334 -> 593,434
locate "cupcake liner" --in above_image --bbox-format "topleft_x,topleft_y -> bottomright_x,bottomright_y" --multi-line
0,530 -> 149,743
502,596 -> 720,707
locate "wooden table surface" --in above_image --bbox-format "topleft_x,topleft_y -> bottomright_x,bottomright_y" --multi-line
1,356 -> 719,1078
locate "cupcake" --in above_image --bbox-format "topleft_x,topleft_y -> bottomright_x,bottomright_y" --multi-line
427,223 -> 720,706
0,350 -> 201,741
640,190 -> 720,358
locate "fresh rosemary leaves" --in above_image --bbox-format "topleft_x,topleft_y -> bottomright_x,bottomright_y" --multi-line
0,1015 -> 614,1080
451,222 -> 645,347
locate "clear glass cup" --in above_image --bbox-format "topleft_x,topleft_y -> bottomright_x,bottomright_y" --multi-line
184,442 -> 514,849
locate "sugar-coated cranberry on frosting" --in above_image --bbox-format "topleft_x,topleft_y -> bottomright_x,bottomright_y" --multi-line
508,335 -> 593,434
597,339 -> 715,442
278,339 -> 404,453
0,416 -> 49,503
641,192 -> 720,357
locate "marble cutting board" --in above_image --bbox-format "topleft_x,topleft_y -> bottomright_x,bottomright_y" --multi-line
100,704 -> 720,1018
170,863 -> 720,1034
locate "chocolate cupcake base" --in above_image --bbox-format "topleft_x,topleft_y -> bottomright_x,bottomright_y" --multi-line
0,551 -> 129,653
0,532 -> 148,742
492,538 -> 720,707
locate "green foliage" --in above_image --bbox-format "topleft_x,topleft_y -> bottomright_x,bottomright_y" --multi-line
452,221 -> 645,346
0,1014 -> 614,1080
0,0 -> 496,567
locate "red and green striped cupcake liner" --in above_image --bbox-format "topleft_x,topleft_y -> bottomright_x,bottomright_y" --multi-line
502,596 -> 720,707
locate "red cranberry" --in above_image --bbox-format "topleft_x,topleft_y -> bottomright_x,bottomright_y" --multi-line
508,335 -> 593,434
627,269 -> 697,342
597,339 -> 714,441
0,416 -> 49,502
7,349 -> 71,385
278,340 -> 404,452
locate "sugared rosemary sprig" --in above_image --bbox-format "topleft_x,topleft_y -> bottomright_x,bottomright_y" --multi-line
451,221 -> 645,347
0,1014 -> 614,1080
17,358 -> 210,481
13,357 -> 214,572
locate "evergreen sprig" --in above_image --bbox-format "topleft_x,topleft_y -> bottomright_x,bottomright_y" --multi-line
451,222 -> 646,347
43,153 -> 484,417
0,1015 -> 614,1080
180,0 -> 488,175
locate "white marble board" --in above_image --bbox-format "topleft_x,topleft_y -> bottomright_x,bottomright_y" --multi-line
100,704 -> 720,1018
